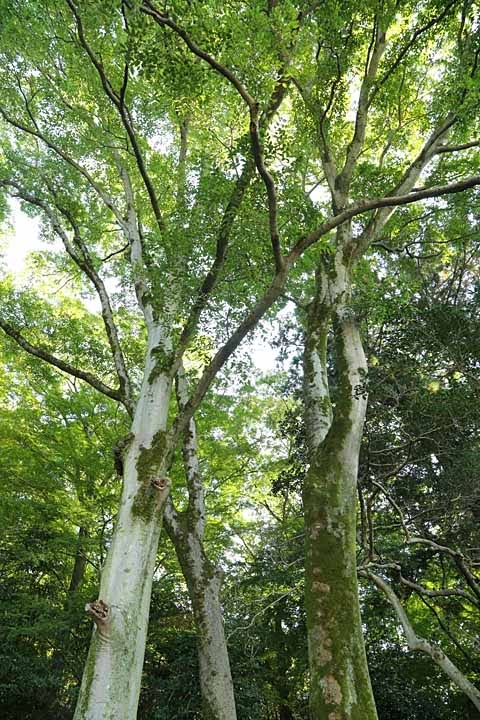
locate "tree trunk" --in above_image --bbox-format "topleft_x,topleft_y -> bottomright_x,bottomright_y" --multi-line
73,327 -> 173,720
68,525 -> 88,594
175,535 -> 237,720
303,247 -> 378,719
164,365 -> 237,720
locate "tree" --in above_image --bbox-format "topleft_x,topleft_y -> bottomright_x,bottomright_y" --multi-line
1,2 -> 480,719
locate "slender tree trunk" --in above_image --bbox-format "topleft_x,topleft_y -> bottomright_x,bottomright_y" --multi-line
173,533 -> 237,720
303,246 -> 378,719
163,366 -> 237,720
68,525 -> 88,593
73,326 -> 173,720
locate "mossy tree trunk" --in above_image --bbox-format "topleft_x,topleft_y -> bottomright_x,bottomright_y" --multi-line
164,367 -> 237,720
74,325 -> 174,720
303,238 -> 378,720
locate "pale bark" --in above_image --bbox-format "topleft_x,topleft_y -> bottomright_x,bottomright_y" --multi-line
73,326 -> 173,720
367,572 -> 480,712
163,367 -> 237,720
303,243 -> 378,720
167,519 -> 237,720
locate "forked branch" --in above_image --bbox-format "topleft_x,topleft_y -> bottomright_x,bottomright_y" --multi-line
365,571 -> 480,712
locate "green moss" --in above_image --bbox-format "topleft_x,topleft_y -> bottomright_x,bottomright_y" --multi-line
304,422 -> 377,719
74,640 -> 98,718
148,344 -> 174,383
131,430 -> 168,521
136,430 -> 167,482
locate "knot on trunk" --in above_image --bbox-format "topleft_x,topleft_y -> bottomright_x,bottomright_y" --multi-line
86,599 -> 109,627
150,476 -> 169,491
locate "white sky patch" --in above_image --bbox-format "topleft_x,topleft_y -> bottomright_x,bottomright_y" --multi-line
2,199 -> 43,276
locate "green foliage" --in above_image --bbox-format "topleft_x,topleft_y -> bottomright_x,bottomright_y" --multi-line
0,0 -> 479,717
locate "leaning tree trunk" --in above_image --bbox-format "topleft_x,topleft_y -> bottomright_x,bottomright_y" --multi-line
303,245 -> 378,720
172,531 -> 237,720
74,326 -> 173,720
163,366 -> 237,720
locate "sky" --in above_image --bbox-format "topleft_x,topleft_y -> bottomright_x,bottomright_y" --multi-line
3,199 -> 42,275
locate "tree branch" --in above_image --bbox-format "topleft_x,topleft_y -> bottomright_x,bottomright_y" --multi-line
365,571 -> 480,712
356,114 -> 457,253
141,1 -> 288,272
52,200 -> 135,415
0,104 -> 127,231
249,105 -> 283,271
408,537 -> 480,602
0,318 -> 123,404
140,1 -> 255,108
172,157 -> 255,372
436,139 -> 480,154
1,179 -> 135,415
371,1 -> 458,100
175,364 -> 205,539
290,170 -> 480,262
171,74 -> 291,372
66,0 -> 166,233
336,16 -> 387,201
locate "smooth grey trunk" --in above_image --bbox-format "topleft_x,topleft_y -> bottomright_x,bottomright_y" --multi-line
73,326 -> 173,720
163,366 -> 237,720
303,243 -> 378,720
167,526 -> 237,720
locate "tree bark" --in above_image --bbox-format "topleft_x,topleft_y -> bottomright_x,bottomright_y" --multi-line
163,366 -> 237,720
171,531 -> 237,720
73,326 -> 173,720
303,245 -> 378,720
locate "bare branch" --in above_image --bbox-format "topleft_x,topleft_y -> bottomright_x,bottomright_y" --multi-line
113,153 -> 154,323
66,0 -> 166,233
370,478 -> 410,540
176,116 -> 189,215
163,495 -> 183,538
408,537 -> 480,602
436,139 -> 480,154
398,574 -> 478,607
249,105 -> 283,272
